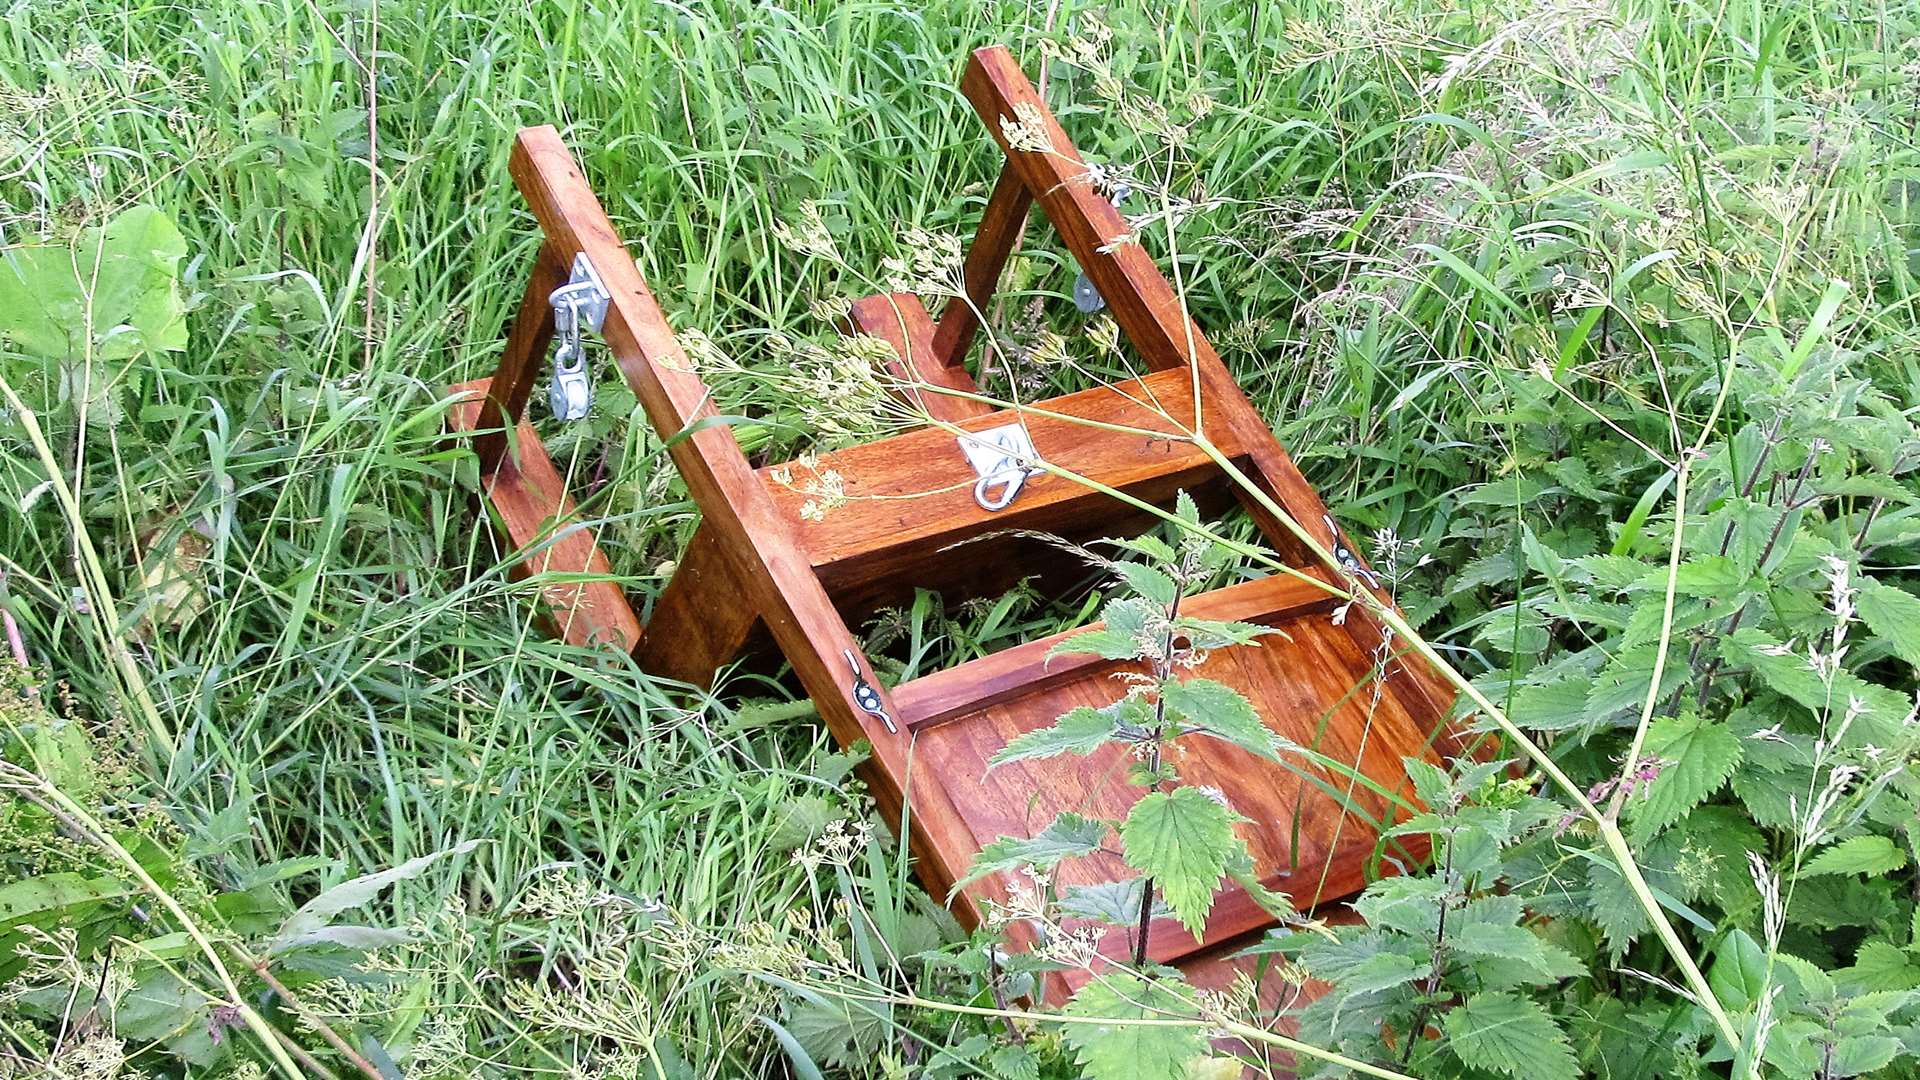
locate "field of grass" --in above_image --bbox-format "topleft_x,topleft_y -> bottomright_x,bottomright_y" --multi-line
5,0 -> 1920,1077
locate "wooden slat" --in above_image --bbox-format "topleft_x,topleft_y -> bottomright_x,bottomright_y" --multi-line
895,572 -> 1334,728
448,378 -> 642,651
846,292 -> 992,423
931,162 -> 1033,370
507,128 -> 986,905
762,367 -> 1241,591
472,244 -> 567,474
635,524 -> 762,687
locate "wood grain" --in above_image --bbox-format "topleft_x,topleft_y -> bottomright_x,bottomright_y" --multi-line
448,378 -> 642,651
931,162 -> 1034,371
635,523 -> 761,687
846,292 -> 992,423
762,367 -> 1244,616
507,127 -> 988,910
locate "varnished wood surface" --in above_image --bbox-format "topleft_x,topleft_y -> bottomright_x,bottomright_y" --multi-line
761,367 -> 1245,614
448,378 -> 643,651
506,127 -> 989,912
450,111 -> 1462,1003
922,605 -> 1431,972
472,245 -> 567,474
931,162 -> 1034,370
634,524 -> 761,687
846,292 -> 992,423
895,572 -> 1334,728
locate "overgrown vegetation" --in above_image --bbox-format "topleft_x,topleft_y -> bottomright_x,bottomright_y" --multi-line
5,0 -> 1920,1077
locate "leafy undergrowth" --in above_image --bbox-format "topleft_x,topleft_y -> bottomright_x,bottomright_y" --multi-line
5,0 -> 1920,1078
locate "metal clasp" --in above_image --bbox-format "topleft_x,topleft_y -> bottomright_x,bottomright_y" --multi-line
547,253 -> 611,422
958,423 -> 1045,512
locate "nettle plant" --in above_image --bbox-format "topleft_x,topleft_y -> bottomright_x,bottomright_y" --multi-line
1250,351 -> 1920,1079
956,497 -> 1296,1061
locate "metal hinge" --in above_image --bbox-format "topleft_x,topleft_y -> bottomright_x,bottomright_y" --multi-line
547,253 -> 611,421
958,423 -> 1045,511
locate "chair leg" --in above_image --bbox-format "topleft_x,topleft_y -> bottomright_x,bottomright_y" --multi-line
473,243 -> 568,474
636,523 -> 762,687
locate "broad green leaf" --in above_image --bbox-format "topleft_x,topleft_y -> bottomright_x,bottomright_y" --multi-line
1857,577 -> 1920,669
0,873 -> 135,930
1120,787 -> 1242,937
1176,616 -> 1278,650
1829,1036 -> 1901,1077
1062,972 -> 1205,1080
958,813 -> 1110,888
0,205 -> 188,361
1633,555 -> 1751,597
991,698 -> 1152,768
1442,991 -> 1577,1080
272,839 -> 482,953
1708,928 -> 1769,1011
1337,950 -> 1431,996
1161,677 -> 1281,760
1799,835 -> 1907,879
1630,714 -> 1741,837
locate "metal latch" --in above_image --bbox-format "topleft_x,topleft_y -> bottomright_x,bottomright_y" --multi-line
958,423 -> 1045,511
1071,183 -> 1132,314
547,253 -> 611,421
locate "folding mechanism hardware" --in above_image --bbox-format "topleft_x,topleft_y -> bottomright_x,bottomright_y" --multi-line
547,252 -> 611,421
957,422 -> 1045,511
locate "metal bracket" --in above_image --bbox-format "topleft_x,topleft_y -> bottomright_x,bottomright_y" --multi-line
1071,183 -> 1132,314
547,253 -> 612,421
958,423 -> 1045,512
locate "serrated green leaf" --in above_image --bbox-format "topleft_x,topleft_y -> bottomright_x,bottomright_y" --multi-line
1631,714 -> 1741,836
959,813 -> 1111,888
1799,835 -> 1907,879
1062,973 -> 1205,1080
1337,950 -> 1432,996
1120,787 -> 1242,937
1442,992 -> 1577,1080
1857,577 -> 1920,669
1057,878 -> 1169,924
1113,562 -> 1177,605
1161,677 -> 1281,760
1051,597 -> 1160,661
991,698 -> 1152,768
1829,1035 -> 1901,1077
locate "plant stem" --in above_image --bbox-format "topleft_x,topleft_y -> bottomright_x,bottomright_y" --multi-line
1133,572 -> 1187,967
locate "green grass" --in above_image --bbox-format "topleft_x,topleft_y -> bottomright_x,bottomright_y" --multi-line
4,0 -> 1920,1075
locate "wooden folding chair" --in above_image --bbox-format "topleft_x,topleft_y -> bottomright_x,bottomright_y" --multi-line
447,46 -> 1460,1001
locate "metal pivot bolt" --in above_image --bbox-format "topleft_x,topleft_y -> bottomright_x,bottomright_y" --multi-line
845,649 -> 897,734
1071,182 -> 1132,314
547,253 -> 611,422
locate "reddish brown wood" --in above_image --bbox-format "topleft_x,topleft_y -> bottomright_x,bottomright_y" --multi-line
846,292 -> 991,423
931,162 -> 1033,370
448,378 -> 642,651
472,244 -> 568,474
635,524 -> 761,687
761,367 -> 1245,614
918,596 -> 1435,996
895,572 -> 1334,729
